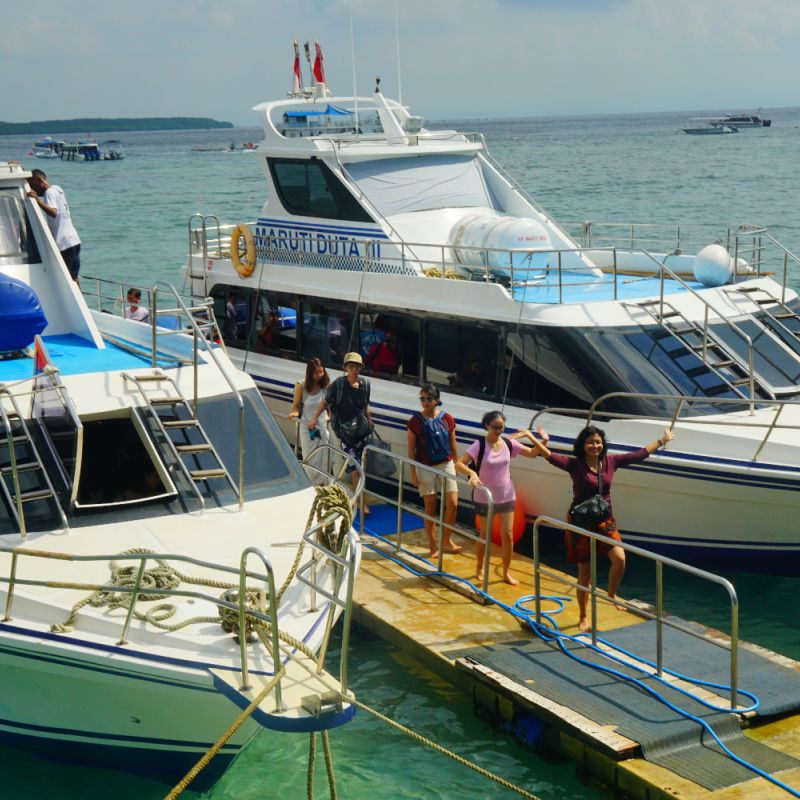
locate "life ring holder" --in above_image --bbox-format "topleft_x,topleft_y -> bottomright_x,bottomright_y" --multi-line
230,224 -> 256,277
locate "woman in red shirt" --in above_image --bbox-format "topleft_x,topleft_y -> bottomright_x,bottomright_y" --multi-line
407,383 -> 461,558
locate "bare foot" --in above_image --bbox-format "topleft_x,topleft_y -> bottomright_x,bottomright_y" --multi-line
443,541 -> 463,554
429,548 -> 440,559
362,505 -> 370,516
578,616 -> 592,633
609,595 -> 627,612
503,574 -> 520,586
476,569 -> 484,583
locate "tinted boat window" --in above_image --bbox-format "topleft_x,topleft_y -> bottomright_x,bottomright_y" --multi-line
425,320 -> 498,398
252,290 -> 299,358
301,301 -> 353,368
358,309 -> 420,381
0,191 -> 39,264
269,158 -> 372,222
502,324 -> 757,416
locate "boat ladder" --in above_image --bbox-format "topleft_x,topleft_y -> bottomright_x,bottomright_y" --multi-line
631,298 -> 772,400
123,369 -> 239,509
725,285 -> 800,345
0,386 -> 68,537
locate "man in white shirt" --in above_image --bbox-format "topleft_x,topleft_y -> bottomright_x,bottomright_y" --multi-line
26,169 -> 82,281
126,288 -> 151,323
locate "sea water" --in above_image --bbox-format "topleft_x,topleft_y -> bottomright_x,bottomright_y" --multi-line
2,108 -> 800,798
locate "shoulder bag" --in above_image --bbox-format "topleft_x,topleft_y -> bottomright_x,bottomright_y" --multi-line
570,460 -> 611,529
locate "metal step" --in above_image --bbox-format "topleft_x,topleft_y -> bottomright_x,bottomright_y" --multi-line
149,397 -> 182,407
162,419 -> 199,429
176,443 -> 213,454
20,489 -> 54,503
189,468 -> 228,480
0,461 -> 41,475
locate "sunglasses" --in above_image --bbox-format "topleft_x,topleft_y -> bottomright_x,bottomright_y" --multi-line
419,396 -> 435,403
489,424 -> 505,431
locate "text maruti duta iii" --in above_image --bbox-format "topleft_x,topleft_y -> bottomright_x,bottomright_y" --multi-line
186,42 -> 800,572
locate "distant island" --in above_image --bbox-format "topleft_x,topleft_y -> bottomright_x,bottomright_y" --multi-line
0,117 -> 234,135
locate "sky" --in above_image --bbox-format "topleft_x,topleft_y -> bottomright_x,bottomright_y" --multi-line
3,0 -> 799,125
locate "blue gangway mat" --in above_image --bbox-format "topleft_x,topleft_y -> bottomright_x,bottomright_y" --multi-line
354,503 -> 424,537
450,618 -> 800,789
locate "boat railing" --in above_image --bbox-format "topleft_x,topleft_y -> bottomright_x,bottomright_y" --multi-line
187,214 -> 224,296
0,519 -> 359,701
358,443 -> 498,596
151,281 -> 245,509
732,227 -> 800,303
531,515 -> 741,711
529,392 -> 800,460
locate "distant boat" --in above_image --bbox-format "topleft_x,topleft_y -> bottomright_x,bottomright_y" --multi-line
714,112 -> 772,128
31,137 -> 65,158
681,124 -> 739,135
59,139 -> 125,161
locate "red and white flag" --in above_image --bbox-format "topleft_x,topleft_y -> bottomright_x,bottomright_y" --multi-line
292,40 -> 303,93
313,40 -> 326,87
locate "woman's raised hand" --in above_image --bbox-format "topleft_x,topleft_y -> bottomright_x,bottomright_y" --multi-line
536,425 -> 550,445
663,426 -> 675,443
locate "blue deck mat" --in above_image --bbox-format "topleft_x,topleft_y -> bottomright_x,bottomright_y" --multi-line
0,334 -> 180,382
354,503 -> 424,537
449,618 -> 800,789
510,271 -> 706,304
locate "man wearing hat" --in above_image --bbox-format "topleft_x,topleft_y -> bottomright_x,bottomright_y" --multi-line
310,352 -> 373,510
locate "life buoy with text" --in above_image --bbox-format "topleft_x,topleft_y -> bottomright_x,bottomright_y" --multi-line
231,224 -> 256,277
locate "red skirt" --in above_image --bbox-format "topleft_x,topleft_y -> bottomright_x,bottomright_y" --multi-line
565,512 -> 621,564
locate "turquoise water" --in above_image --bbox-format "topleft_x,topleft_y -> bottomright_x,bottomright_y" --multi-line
2,108 -> 800,798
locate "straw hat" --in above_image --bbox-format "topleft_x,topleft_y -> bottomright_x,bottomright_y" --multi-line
343,352 -> 364,367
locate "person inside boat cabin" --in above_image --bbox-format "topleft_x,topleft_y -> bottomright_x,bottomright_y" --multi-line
26,168 -> 82,282
365,328 -> 402,375
523,424 -> 675,632
126,288 -> 151,323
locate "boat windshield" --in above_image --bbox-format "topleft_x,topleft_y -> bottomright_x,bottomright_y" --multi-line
346,154 -> 503,217
504,321 -> 784,416
0,190 -> 39,265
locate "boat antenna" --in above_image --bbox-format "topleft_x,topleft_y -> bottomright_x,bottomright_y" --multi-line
348,0 -> 359,128
394,0 -> 402,105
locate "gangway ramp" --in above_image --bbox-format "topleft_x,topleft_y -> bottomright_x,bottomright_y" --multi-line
352,512 -> 800,798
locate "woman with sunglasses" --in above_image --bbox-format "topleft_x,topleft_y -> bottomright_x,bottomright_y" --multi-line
407,383 -> 462,558
456,411 -> 546,585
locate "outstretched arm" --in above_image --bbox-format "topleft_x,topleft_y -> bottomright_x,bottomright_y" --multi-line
513,428 -> 550,459
644,426 -> 675,455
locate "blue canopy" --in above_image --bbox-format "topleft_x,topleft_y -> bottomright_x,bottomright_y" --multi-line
283,104 -> 350,118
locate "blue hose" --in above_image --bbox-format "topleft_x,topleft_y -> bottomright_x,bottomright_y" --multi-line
361,530 -> 800,798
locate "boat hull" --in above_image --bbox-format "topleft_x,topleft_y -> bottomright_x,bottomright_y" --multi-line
244,354 -> 800,573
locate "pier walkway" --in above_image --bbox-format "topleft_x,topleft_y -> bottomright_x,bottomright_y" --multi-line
351,506 -> 800,799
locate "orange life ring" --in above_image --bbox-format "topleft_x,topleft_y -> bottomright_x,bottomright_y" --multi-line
230,223 -> 256,277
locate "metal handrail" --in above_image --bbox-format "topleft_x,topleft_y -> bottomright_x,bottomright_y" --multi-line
359,443 -> 496,595
151,281 -> 245,509
32,340 -> 84,509
531,515 -> 740,711
0,512 -> 358,701
530,391 -> 800,462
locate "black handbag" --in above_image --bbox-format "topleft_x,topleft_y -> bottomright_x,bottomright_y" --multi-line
364,428 -> 396,478
337,414 -> 372,446
571,460 -> 611,529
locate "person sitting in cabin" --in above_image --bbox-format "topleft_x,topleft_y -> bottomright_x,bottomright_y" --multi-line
453,355 -> 488,393
365,329 -> 402,375
126,288 -> 151,323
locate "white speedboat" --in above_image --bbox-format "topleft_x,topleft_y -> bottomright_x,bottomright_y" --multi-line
0,161 -> 359,788
181,46 -> 800,572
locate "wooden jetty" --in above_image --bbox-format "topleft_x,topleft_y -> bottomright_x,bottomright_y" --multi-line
351,517 -> 800,799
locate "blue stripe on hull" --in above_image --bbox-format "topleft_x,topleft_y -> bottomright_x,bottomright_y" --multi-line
0,728 -> 236,790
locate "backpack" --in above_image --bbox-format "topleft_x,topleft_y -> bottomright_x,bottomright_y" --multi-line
413,411 -> 451,463
471,437 -> 513,475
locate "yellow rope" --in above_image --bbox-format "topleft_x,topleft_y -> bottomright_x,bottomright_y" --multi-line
163,665 -> 286,800
351,699 -> 543,800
